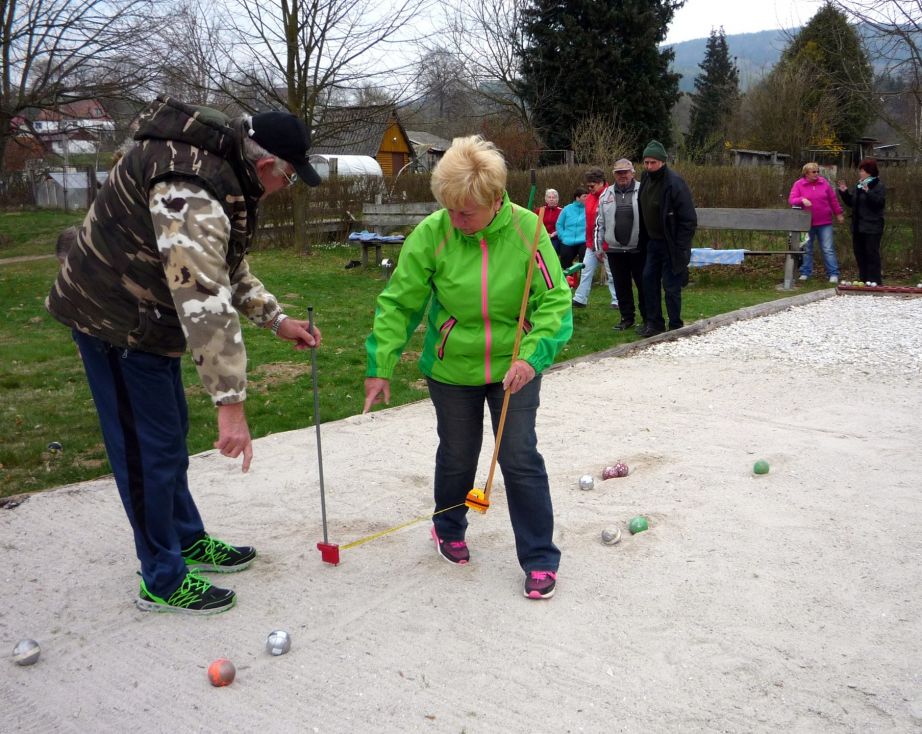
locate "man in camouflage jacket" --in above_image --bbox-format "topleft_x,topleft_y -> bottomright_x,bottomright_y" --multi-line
46,96 -> 322,615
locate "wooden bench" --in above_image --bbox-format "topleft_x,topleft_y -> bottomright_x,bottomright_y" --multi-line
352,202 -> 440,266
694,208 -> 812,290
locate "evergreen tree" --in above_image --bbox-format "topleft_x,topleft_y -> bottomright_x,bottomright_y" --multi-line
686,27 -> 739,160
517,0 -> 683,154
778,1 -> 873,148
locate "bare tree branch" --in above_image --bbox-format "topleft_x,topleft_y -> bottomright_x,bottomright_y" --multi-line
831,0 -> 922,154
1,0 -> 165,171
215,0 -> 432,132
432,0 -> 532,125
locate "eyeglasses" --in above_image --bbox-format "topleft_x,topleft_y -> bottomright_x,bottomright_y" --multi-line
282,169 -> 298,188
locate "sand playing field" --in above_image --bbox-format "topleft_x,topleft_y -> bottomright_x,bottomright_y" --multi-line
3,291 -> 921,733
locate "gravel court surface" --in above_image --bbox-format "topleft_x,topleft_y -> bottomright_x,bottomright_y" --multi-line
2,292 -> 920,733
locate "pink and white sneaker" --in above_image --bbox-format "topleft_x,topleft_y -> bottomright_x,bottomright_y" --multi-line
431,526 -> 469,565
524,570 -> 557,599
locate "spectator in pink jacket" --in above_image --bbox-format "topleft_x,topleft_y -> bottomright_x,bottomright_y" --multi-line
788,162 -> 844,284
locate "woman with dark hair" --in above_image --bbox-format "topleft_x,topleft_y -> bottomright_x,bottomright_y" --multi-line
837,158 -> 886,285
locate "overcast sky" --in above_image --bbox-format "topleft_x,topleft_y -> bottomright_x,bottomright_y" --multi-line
665,0 -> 826,44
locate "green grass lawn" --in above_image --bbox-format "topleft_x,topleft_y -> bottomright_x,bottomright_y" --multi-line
0,208 -> 838,499
0,208 -> 85,259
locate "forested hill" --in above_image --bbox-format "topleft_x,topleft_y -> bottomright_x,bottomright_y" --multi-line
668,23 -> 903,93
669,29 -> 792,92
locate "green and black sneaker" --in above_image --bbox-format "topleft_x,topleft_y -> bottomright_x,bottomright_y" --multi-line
137,570 -> 236,615
181,534 -> 256,573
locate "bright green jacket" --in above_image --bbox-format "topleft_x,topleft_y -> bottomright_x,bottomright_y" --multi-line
366,194 -> 573,385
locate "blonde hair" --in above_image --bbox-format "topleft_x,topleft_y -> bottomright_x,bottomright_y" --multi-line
431,135 -> 507,209
802,162 -> 820,175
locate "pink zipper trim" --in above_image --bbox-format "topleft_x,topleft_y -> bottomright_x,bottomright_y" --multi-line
535,250 -> 553,290
480,238 -> 492,384
437,317 -> 457,360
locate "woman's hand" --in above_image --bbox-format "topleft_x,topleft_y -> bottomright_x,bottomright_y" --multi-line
363,377 -> 391,413
802,198 -> 812,208
502,360 -> 536,394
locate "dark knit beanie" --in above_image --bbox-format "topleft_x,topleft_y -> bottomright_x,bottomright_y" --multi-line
643,140 -> 668,162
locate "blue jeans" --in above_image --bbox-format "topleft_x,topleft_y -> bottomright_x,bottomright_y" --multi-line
800,224 -> 839,278
73,330 -> 205,597
572,248 -> 618,306
426,376 -> 560,572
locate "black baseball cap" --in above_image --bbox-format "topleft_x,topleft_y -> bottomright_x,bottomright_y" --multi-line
248,111 -> 321,187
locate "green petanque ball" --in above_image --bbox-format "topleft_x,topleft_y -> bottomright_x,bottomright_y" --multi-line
753,459 -> 770,475
628,516 -> 648,534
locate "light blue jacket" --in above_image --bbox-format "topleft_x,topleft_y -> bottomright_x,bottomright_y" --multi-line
556,200 -> 586,246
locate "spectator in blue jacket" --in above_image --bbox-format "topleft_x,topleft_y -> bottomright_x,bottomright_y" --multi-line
556,186 -> 589,268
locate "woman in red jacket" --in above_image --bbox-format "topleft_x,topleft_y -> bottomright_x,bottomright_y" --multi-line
537,188 -> 562,256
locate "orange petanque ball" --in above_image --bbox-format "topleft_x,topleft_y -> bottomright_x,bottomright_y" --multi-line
208,658 -> 236,687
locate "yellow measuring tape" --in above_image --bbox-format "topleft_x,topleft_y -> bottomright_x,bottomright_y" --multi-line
338,501 -> 469,551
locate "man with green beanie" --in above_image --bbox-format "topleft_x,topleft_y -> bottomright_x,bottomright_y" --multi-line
636,140 -> 697,337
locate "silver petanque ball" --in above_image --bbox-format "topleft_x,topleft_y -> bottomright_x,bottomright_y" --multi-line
578,474 -> 594,491
12,639 -> 41,666
601,528 -> 622,545
266,630 -> 291,656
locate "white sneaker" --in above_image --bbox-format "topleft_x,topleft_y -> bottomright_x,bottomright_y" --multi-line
829,276 -> 839,284
798,275 -> 809,281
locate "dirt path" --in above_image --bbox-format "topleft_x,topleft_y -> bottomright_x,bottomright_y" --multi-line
0,254 -> 55,265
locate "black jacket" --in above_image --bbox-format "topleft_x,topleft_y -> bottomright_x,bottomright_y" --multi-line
838,178 -> 885,236
638,166 -> 698,275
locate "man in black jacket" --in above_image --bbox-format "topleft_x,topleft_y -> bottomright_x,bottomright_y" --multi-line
636,140 -> 697,338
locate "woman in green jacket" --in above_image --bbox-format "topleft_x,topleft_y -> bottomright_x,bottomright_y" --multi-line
363,135 -> 573,599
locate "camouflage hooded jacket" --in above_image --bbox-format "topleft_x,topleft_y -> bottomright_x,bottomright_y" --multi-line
46,96 -> 281,405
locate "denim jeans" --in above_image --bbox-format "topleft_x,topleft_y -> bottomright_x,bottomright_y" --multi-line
800,224 -> 839,278
73,330 -> 205,597
426,376 -> 560,572
572,247 -> 618,306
